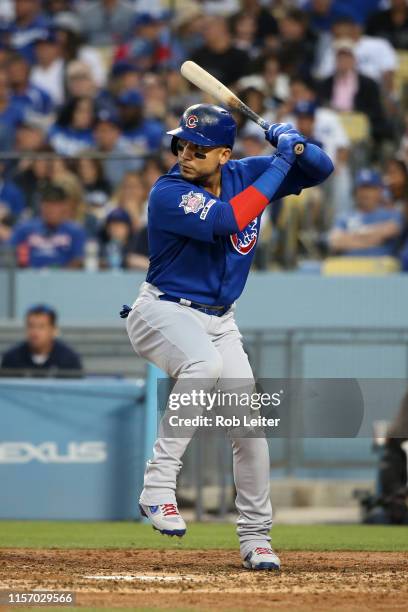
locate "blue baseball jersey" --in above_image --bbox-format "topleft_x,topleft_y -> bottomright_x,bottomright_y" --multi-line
146,155 -> 322,305
11,218 -> 86,268
334,207 -> 403,257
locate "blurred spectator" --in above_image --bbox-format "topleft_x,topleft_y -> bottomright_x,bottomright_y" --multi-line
282,76 -> 350,165
117,90 -> 164,157
31,29 -> 65,106
8,53 -> 54,118
108,170 -> 147,231
191,16 -> 249,86
328,169 -> 403,257
6,0 -> 50,64
260,53 -> 290,110
76,0 -> 135,46
235,0 -> 278,44
109,61 -> 141,98
142,73 -> 168,121
277,8 -> 318,79
317,39 -> 388,142
1,303 -> 82,372
235,83 -> 275,140
99,207 -> 134,269
93,108 -> 138,187
10,182 -> 86,268
0,161 -> 26,221
48,96 -> 95,156
114,13 -> 172,72
65,60 -> 98,99
314,15 -> 398,93
75,155 -> 112,222
0,67 -> 24,153
53,11 -> 107,87
230,12 -> 261,60
13,144 -> 54,215
172,3 -> 206,59
366,0 -> 408,51
384,158 -> 408,210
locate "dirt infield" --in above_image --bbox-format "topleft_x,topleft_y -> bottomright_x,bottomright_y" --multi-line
0,549 -> 407,611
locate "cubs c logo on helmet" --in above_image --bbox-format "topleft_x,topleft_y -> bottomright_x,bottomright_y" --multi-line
186,115 -> 199,128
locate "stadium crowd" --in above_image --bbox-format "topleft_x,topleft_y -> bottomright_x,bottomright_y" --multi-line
0,0 -> 408,271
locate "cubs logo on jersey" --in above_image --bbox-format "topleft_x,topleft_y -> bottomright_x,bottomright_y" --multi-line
179,191 -> 206,214
230,220 -> 258,255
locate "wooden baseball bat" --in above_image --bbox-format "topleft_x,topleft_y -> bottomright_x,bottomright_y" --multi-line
180,61 -> 305,155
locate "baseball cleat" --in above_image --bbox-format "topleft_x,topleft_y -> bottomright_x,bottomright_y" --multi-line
139,502 -> 186,537
242,547 -> 280,570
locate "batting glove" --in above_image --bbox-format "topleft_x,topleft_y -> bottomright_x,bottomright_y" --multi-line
277,131 -> 306,164
265,123 -> 294,147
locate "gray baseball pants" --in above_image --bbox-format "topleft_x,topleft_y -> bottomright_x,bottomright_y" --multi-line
126,282 -> 272,558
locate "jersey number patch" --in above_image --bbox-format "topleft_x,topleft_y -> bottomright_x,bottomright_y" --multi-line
230,220 -> 258,255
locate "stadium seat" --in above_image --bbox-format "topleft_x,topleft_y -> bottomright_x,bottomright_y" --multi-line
338,112 -> 370,144
322,256 -> 401,276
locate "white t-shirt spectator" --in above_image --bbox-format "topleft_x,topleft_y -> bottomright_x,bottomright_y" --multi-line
31,59 -> 65,107
315,35 -> 398,83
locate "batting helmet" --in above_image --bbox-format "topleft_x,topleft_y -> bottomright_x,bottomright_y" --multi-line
167,104 -> 236,155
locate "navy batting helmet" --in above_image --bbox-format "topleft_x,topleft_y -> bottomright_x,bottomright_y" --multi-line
167,104 -> 236,155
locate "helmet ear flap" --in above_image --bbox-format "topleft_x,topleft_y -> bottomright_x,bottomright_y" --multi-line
171,136 -> 179,156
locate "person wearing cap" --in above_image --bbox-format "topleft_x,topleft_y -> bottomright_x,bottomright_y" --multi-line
317,37 -> 388,142
1,303 -> 82,373
10,182 -> 86,268
31,28 -> 65,106
117,89 -> 164,157
7,0 -> 50,65
328,169 -> 403,257
99,208 -> 138,270
93,109 -> 139,188
114,12 -> 172,73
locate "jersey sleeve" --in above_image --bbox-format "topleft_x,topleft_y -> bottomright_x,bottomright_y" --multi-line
148,178 -> 223,242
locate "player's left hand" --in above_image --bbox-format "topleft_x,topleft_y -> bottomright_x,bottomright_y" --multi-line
277,130 -> 307,164
265,123 -> 294,147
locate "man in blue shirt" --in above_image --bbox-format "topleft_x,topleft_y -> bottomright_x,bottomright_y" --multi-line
1,303 -> 82,374
117,90 -> 164,159
8,53 -> 54,116
329,169 -> 403,257
6,0 -> 50,64
11,183 -> 86,268
123,104 -> 333,571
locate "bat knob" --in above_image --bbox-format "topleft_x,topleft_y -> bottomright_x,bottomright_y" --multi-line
294,143 -> 305,155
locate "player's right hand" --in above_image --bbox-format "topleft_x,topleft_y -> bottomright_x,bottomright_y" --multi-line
277,131 -> 306,164
265,123 -> 294,147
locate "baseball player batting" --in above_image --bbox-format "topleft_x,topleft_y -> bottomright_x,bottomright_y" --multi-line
122,104 -> 334,570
